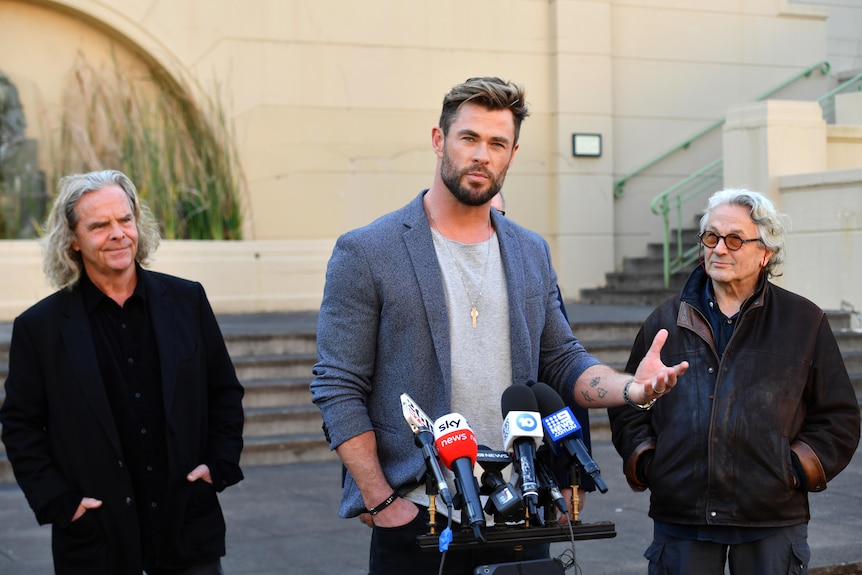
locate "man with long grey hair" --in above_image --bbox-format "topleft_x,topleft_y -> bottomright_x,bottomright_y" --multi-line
609,188 -> 860,574
0,169 -> 245,575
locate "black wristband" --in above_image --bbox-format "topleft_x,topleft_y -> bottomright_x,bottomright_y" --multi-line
368,491 -> 398,516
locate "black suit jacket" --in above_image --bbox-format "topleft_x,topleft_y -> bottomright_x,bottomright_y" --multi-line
0,269 -> 244,574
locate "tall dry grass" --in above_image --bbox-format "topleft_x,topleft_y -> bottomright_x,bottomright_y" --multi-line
50,54 -> 243,240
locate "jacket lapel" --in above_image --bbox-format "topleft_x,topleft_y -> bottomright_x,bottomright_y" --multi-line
402,193 -> 452,389
59,289 -> 123,456
494,211 -> 533,386
144,272 -> 178,416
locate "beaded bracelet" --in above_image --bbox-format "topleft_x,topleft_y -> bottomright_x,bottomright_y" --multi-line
368,491 -> 398,516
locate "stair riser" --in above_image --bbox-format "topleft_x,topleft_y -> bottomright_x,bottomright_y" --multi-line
0,340 -> 318,366
234,360 -> 315,381
0,338 -> 318,368
841,354 -> 862,374
836,333 -> 862,353
584,346 -> 634,366
619,257 -> 682,274
646,242 -> 700,260
605,273 -> 688,291
580,291 -> 677,307
244,412 -> 323,437
569,323 -> 641,343
240,441 -> 338,467
225,335 -> 317,357
243,383 -> 312,409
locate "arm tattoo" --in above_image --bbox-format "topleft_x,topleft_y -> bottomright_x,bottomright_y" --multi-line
580,376 -> 609,403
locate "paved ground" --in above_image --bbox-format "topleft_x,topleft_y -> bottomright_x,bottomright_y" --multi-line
1,438 -> 860,575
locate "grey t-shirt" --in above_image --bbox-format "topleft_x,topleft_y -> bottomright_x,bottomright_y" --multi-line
404,227 -> 511,520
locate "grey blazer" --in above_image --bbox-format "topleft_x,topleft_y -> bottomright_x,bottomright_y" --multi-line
310,191 -> 599,517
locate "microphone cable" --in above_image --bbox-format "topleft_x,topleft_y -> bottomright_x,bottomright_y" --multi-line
554,510 -> 582,574
435,498 -> 454,575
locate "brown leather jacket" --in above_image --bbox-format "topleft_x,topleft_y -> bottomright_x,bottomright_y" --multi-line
609,267 -> 860,527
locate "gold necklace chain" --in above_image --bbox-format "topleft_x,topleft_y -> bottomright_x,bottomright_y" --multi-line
426,205 -> 493,328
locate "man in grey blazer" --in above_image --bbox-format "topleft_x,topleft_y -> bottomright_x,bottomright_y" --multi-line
310,77 -> 688,575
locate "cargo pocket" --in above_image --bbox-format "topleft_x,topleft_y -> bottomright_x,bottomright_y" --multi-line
645,541 -> 668,575
788,540 -> 810,574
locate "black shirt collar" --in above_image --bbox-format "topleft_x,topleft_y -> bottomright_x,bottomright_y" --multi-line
80,264 -> 147,312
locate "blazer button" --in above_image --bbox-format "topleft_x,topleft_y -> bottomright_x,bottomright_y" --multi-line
125,497 -> 134,506
118,460 -> 125,468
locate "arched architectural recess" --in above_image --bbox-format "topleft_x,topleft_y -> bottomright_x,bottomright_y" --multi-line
12,0 -> 192,94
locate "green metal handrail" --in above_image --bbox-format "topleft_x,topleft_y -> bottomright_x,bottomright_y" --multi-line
614,60 -> 831,199
650,158 -> 723,287
648,67 -> 862,288
648,66 -> 862,289
818,70 -> 862,120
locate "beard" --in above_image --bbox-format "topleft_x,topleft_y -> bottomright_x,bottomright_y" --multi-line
440,146 -> 509,207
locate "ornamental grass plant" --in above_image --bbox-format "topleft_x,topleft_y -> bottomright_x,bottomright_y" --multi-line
50,54 -> 243,240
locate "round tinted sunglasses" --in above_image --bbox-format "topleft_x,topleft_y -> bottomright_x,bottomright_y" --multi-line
699,231 -> 761,251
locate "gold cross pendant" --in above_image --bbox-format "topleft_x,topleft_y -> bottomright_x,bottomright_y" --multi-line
471,306 -> 478,328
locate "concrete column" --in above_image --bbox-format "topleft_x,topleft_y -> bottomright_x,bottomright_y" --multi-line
548,0 -> 615,299
722,100 -> 827,206
836,92 -> 862,125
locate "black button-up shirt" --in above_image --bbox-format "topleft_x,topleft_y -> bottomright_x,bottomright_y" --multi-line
81,270 -> 168,566
703,280 -> 737,358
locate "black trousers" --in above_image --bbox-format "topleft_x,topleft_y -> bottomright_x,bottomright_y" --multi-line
646,523 -> 809,575
368,508 -> 550,575
147,558 -> 224,575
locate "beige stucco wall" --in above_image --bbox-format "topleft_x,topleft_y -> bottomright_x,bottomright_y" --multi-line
2,99 -> 859,320
1,0 -> 860,319
0,239 -> 335,320
780,168 -> 862,311
723,99 -> 862,310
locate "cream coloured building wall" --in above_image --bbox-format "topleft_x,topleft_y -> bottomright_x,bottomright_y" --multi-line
722,98 -> 862,311
779,168 -> 862,312
1,0 -> 860,320
799,0 -> 862,72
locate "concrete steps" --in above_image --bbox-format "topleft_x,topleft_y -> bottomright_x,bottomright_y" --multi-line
227,314 -> 649,467
223,309 -> 862,467
1,307 -> 861,483
580,238 -> 695,308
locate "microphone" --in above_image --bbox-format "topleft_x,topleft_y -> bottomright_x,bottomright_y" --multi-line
500,384 -> 544,521
475,446 -> 512,470
477,446 -> 523,522
536,453 -> 568,517
400,394 -> 452,507
530,381 -> 608,493
433,413 -> 486,541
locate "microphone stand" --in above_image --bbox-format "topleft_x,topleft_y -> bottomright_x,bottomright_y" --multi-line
570,463 -> 581,524
425,476 -> 438,535
416,455 -> 617,553
415,521 -> 616,551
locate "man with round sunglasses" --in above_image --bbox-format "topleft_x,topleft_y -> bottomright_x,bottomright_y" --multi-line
608,188 -> 859,574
